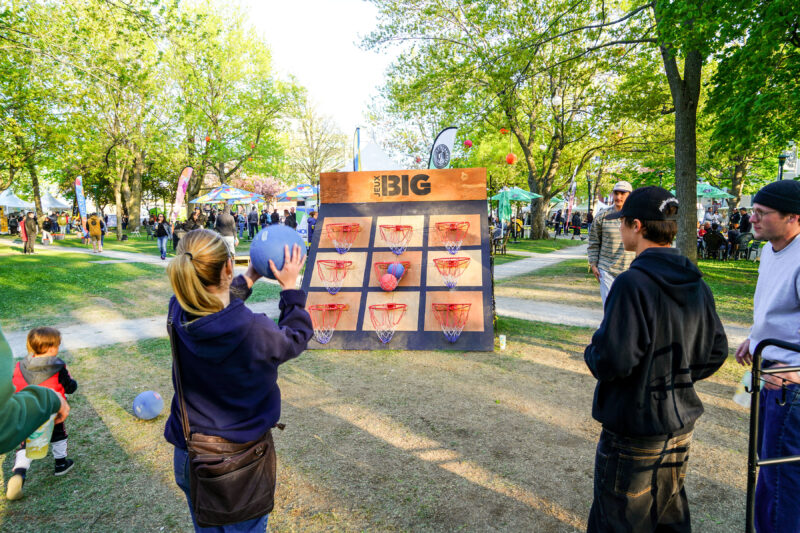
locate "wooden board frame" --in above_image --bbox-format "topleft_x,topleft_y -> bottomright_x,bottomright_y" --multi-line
302,168 -> 493,351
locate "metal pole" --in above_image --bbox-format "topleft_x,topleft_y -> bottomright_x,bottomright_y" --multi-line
745,339 -> 800,532
746,348 -> 762,533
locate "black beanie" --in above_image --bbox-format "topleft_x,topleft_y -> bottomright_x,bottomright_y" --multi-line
753,180 -> 800,215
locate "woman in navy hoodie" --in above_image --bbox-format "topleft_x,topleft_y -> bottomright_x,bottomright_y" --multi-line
165,229 -> 312,532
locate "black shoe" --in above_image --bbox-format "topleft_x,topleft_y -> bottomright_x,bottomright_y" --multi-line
54,458 -> 74,476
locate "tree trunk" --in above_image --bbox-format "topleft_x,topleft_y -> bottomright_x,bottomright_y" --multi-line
730,156 -> 749,210
660,46 -> 702,262
1,164 -> 15,190
128,150 -> 144,232
26,157 -> 43,217
113,166 -> 126,239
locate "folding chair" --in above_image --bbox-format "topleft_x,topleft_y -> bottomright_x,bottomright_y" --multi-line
702,232 -> 727,260
745,339 -> 800,532
734,232 -> 754,260
746,240 -> 764,261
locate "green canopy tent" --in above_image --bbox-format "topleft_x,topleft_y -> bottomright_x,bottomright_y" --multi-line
671,183 -> 734,199
490,187 -> 543,240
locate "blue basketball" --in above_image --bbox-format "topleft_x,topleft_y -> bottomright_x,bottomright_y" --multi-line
250,225 -> 306,279
133,391 -> 164,420
387,262 -> 405,279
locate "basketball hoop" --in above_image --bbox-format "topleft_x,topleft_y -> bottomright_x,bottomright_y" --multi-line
326,223 -> 361,254
433,257 -> 470,289
308,304 -> 347,344
316,260 -> 352,295
432,303 -> 471,343
379,225 -> 413,255
435,221 -> 470,254
368,303 -> 407,344
373,261 -> 411,282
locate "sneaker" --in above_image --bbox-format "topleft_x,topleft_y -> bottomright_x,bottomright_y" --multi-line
54,458 -> 74,476
6,473 -> 25,500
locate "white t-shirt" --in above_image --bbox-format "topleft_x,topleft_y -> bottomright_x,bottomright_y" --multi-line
749,234 -> 800,364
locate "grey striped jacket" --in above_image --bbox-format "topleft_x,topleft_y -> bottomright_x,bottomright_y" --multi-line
587,207 -> 635,277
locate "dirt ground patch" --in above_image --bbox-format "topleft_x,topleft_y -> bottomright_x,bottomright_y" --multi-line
1,320 -> 748,531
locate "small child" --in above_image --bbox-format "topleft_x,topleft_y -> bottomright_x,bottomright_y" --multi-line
6,327 -> 77,501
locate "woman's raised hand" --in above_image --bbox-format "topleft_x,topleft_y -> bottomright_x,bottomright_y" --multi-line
269,244 -> 306,290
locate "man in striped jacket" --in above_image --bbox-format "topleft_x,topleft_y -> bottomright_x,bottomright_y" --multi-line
587,181 -> 635,305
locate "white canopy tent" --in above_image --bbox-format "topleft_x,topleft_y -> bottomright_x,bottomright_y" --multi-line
0,189 -> 34,210
40,192 -> 70,210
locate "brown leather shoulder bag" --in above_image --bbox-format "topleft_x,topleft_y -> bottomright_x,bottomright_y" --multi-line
168,318 -> 276,527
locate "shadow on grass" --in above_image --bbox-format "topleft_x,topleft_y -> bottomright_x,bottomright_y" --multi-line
279,343 -> 746,532
0,393 -> 188,532
0,332 -> 747,532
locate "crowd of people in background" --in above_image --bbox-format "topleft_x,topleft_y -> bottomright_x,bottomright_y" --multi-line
3,202 -> 319,261
549,208 -> 594,239
140,204 -> 315,260
697,205 -> 755,259
4,210 -> 89,254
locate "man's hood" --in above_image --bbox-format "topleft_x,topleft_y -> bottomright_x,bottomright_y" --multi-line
630,248 -> 703,306
20,355 -> 65,385
171,298 -> 254,363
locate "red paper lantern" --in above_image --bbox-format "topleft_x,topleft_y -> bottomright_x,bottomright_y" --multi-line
464,139 -> 473,148
500,128 -> 509,135
506,153 -> 518,165
250,142 -> 255,149
204,135 -> 211,142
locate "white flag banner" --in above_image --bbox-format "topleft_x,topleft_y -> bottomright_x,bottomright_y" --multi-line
427,127 -> 458,169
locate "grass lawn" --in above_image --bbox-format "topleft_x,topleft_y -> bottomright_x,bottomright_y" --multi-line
497,257 -> 759,325
0,318 -> 747,532
18,232 -> 257,257
505,238 -> 583,254
0,238 -> 281,332
491,253 -> 526,265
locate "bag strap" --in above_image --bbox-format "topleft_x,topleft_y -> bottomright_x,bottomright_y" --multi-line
167,316 -> 192,442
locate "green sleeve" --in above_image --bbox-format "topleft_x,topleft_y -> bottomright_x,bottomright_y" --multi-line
0,325 -> 61,454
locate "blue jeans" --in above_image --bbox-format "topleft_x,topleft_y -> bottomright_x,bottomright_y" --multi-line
157,236 -> 169,257
173,447 -> 269,533
756,383 -> 800,533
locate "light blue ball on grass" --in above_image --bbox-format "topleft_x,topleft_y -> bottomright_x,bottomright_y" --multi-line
133,391 -> 164,420
250,226 -> 306,279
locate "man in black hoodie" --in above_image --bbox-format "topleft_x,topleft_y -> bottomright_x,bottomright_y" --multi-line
584,186 -> 728,532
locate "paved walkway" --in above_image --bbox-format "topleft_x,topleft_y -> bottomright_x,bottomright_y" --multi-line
5,301 -> 280,357
4,241 -> 750,356
494,297 -> 749,346
494,244 -> 588,280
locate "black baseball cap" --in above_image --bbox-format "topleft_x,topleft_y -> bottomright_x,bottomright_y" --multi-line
605,186 -> 679,221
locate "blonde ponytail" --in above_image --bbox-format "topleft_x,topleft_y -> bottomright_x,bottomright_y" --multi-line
167,229 -> 231,318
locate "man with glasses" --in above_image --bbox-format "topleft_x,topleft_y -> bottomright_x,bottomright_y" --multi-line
734,180 -> 800,533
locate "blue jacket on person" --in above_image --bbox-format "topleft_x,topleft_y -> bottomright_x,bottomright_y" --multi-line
164,276 -> 313,449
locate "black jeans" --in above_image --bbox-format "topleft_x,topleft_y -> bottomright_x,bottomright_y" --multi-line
588,428 -> 692,533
